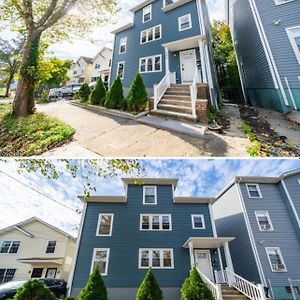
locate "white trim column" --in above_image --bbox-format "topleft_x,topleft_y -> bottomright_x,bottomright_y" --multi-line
198,39 -> 207,83
164,47 -> 170,73
223,242 -> 234,272
189,241 -> 195,268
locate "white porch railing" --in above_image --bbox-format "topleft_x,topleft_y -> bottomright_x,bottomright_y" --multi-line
197,268 -> 223,300
225,268 -> 267,300
153,71 -> 176,110
214,269 -> 228,284
190,67 -> 202,117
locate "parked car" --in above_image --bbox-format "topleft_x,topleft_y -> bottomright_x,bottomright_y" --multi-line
48,88 -> 61,101
60,83 -> 81,98
0,278 -> 67,299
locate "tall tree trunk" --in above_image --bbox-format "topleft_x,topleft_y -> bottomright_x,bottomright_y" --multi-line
13,30 -> 41,117
5,73 -> 14,98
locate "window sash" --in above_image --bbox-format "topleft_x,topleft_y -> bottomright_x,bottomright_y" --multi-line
143,186 -> 157,204
140,25 -> 161,44
179,14 -> 192,31
0,241 -> 20,254
0,268 -> 16,283
140,214 -> 172,231
119,37 -> 127,54
117,62 -> 125,79
192,215 -> 205,229
139,249 -> 174,269
46,241 -> 56,254
92,249 -> 110,275
246,184 -> 261,198
266,247 -> 287,271
139,56 -> 162,73
97,214 -> 113,236
143,5 -> 152,23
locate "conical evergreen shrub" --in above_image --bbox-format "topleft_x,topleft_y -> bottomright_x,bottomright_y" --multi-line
13,279 -> 57,300
136,268 -> 163,300
181,267 -> 214,300
127,73 -> 148,112
79,83 -> 91,103
77,264 -> 108,300
89,77 -> 106,105
105,76 -> 124,109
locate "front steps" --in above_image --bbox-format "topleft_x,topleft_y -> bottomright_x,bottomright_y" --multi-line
151,84 -> 197,123
221,284 -> 248,300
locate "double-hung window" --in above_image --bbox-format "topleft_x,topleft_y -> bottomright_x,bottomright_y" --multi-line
117,62 -> 125,79
178,14 -> 192,31
139,55 -> 162,73
191,215 -> 205,229
96,214 -> 114,236
255,211 -> 274,231
286,26 -> 300,65
143,5 -> 152,23
139,249 -> 174,269
91,248 -> 110,275
140,214 -> 172,231
266,247 -> 287,272
246,184 -> 262,198
0,241 -> 20,254
143,186 -> 157,204
46,241 -> 56,253
119,37 -> 127,54
140,25 -> 161,44
0,269 -> 16,283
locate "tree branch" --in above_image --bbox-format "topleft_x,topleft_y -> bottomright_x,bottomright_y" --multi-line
11,0 -> 26,20
21,0 -> 35,29
37,0 -> 59,29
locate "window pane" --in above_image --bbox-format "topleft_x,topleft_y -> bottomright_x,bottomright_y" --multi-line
46,241 -> 56,253
141,250 -> 149,267
154,56 -> 161,71
118,63 -> 124,78
140,59 -> 146,73
144,187 -> 155,203
163,250 -> 172,267
3,269 -> 16,283
31,268 -> 43,278
180,15 -> 190,30
141,31 -> 147,43
94,250 -> 108,274
152,216 -> 160,230
9,241 -> 20,253
152,250 -> 160,267
99,215 -> 112,235
162,216 -> 170,230
142,216 -> 150,229
0,241 -> 11,253
155,26 -> 160,39
143,6 -> 151,22
148,29 -> 153,41
193,216 -> 203,228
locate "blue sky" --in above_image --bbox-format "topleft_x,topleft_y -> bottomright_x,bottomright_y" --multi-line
0,159 -> 299,237
1,0 -> 225,60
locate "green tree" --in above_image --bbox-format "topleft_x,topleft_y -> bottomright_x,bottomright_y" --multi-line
181,267 -> 214,300
211,21 -> 243,103
90,77 -> 106,105
136,268 -> 163,300
13,279 -> 56,300
105,76 -> 124,109
127,73 -> 148,112
0,38 -> 23,97
78,264 -> 108,300
79,83 -> 91,103
0,0 -> 117,117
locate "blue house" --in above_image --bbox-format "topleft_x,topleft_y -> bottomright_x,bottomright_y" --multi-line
213,169 -> 300,300
68,178 -> 237,300
109,0 -> 219,122
226,0 -> 300,112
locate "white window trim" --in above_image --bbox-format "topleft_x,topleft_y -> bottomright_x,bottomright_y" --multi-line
298,178 -> 300,185
96,214 -> 114,236
274,0 -> 295,5
139,214 -> 172,231
139,54 -> 162,74
265,247 -> 287,272
191,214 -> 206,229
254,211 -> 274,231
0,241 -> 20,254
119,37 -> 127,54
143,186 -> 157,205
117,61 -> 125,80
246,183 -> 262,198
143,4 -> 152,23
178,14 -> 192,32
90,248 -> 110,276
286,26 -> 300,65
140,24 -> 162,44
138,248 -> 174,269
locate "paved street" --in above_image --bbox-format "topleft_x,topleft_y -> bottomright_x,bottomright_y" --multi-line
38,101 -> 250,157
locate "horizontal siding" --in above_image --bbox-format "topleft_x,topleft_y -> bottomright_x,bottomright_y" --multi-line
72,184 -> 217,290
240,182 -> 300,286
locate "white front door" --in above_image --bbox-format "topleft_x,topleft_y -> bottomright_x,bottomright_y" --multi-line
180,49 -> 197,83
195,250 -> 213,281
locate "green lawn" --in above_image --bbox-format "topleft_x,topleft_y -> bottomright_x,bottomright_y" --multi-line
0,104 -> 75,156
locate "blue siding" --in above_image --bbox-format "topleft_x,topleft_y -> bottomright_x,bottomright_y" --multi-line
72,184 -> 218,294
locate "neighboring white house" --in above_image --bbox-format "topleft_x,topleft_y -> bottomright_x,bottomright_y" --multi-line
69,56 -> 93,84
0,217 -> 76,283
91,47 -> 112,84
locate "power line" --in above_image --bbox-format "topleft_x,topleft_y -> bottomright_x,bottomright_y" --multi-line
0,169 -> 81,214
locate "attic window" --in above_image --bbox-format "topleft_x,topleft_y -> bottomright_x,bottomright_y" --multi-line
46,241 -> 56,253
246,184 -> 262,198
143,5 -> 152,23
143,186 -> 157,204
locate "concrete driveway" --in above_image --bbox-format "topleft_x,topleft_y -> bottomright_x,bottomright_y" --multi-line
37,101 -> 250,157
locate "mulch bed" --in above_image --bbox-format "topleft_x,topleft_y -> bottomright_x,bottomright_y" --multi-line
239,106 -> 300,157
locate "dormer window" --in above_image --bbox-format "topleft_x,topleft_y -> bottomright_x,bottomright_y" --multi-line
143,186 -> 157,204
119,37 -> 127,54
143,5 -> 152,23
246,184 -> 262,198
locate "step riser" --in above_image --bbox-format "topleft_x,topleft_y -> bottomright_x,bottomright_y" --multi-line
158,105 -> 192,114
165,92 -> 190,96
160,100 -> 191,107
162,96 -> 191,101
151,111 -> 197,123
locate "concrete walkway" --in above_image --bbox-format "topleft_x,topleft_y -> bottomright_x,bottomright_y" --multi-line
37,101 -> 250,157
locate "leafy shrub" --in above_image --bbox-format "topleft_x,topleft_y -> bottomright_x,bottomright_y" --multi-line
78,264 -> 108,300
105,76 -> 124,109
181,267 -> 214,300
74,90 -> 80,100
37,89 -> 49,104
136,268 -> 163,300
79,83 -> 90,103
13,279 -> 56,300
90,77 -> 106,106
127,73 -> 148,112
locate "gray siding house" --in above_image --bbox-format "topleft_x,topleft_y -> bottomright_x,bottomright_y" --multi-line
213,169 -> 300,300
109,0 -> 219,121
226,0 -> 300,112
68,178 -> 235,300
